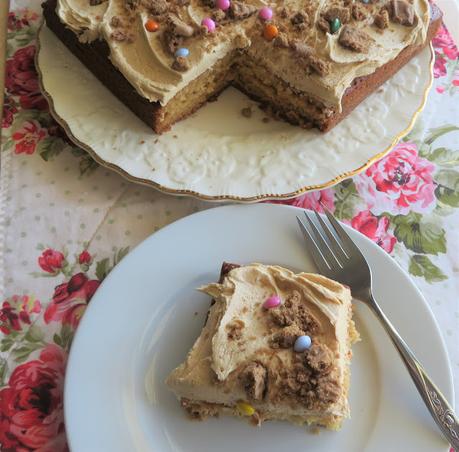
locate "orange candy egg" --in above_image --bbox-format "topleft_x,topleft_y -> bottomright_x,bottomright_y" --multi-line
145,19 -> 159,32
263,23 -> 278,41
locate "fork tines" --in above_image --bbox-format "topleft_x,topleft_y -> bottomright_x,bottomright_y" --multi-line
296,207 -> 361,275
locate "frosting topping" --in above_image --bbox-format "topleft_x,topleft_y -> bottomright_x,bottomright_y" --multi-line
56,0 -> 429,110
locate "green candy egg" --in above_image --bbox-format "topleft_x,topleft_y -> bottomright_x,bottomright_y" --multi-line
330,17 -> 341,34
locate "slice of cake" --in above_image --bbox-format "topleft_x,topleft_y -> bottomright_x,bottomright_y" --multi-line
166,263 -> 359,430
42,0 -> 442,134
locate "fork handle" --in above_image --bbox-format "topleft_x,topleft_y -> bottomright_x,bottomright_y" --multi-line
368,295 -> 459,449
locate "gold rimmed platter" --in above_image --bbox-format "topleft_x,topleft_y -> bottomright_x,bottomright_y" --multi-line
36,24 -> 434,202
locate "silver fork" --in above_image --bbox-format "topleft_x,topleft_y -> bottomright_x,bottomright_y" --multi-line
297,209 -> 459,449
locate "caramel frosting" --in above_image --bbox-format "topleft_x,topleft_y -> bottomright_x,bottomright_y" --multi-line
56,0 -> 429,110
166,264 -> 357,423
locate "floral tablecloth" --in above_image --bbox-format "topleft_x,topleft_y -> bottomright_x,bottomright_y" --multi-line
1,0 -> 459,450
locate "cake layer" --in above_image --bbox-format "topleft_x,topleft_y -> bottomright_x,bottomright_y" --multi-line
166,263 -> 359,430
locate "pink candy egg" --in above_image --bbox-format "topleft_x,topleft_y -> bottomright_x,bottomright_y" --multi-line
263,295 -> 281,309
216,0 -> 230,10
258,6 -> 273,21
201,17 -> 216,33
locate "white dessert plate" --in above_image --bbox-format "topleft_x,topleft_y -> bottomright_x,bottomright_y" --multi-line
65,204 -> 453,452
37,25 -> 433,202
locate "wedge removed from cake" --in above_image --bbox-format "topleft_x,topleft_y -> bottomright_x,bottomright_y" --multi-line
166,263 -> 359,430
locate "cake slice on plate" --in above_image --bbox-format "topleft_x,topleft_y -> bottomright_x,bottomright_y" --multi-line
166,263 -> 359,430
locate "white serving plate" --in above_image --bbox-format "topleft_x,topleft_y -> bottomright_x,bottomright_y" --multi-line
65,204 -> 452,452
37,25 -> 433,201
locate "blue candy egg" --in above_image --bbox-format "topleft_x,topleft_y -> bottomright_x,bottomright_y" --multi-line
175,47 -> 189,58
294,335 -> 312,352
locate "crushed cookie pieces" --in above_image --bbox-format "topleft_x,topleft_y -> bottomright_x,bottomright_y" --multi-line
317,17 -> 331,33
240,362 -> 267,401
168,14 -> 195,37
143,0 -> 169,15
227,1 -> 257,20
270,324 -> 304,348
273,32 -> 289,48
351,3 -> 368,20
338,25 -> 373,52
389,0 -> 416,26
323,6 -> 351,24
374,9 -> 389,28
269,290 -> 320,335
125,0 -> 140,10
305,343 -> 334,374
290,42 -> 330,77
110,30 -> 134,43
212,9 -> 226,21
226,319 -> 245,340
163,15 -> 194,54
291,11 -> 309,30
110,15 -> 121,27
172,56 -> 190,72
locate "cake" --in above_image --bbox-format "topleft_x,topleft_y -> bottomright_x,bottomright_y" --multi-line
166,263 -> 359,430
42,0 -> 441,134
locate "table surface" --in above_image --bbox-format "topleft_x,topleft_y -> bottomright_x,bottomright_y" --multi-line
1,1 -> 458,451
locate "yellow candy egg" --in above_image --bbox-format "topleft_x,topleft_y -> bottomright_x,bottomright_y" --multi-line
236,401 -> 255,416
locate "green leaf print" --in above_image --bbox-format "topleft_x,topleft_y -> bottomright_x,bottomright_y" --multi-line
425,125 -> 459,145
24,324 -> 45,343
54,324 -> 74,351
0,334 -> 16,353
39,137 -> 65,162
409,255 -> 448,283
95,258 -> 111,281
114,247 -> 130,266
11,342 -> 43,364
0,358 -> 8,387
78,154 -> 99,176
428,148 -> 459,167
393,213 -> 446,255
333,180 -> 359,220
434,169 -> 459,208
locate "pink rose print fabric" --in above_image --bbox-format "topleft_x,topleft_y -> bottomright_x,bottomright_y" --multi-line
1,6 -> 459,452
0,345 -> 67,452
38,249 -> 65,274
272,189 -> 335,213
432,24 -> 459,94
355,142 -> 436,215
12,120 -> 48,155
351,211 -> 396,253
45,273 -> 100,328
5,45 -> 48,111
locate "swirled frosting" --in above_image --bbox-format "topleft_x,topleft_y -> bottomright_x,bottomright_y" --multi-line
56,0 -> 429,109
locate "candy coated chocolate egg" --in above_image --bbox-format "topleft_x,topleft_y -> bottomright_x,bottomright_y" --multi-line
201,17 -> 216,32
330,17 -> 341,33
294,335 -> 312,352
263,295 -> 281,309
216,0 -> 230,11
175,47 -> 190,58
259,6 -> 273,20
